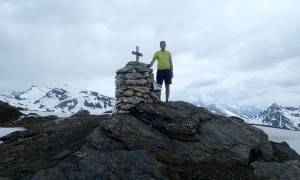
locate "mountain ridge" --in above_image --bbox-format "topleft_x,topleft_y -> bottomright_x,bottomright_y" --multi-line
0,85 -> 115,116
1,86 -> 299,131
247,103 -> 300,131
189,99 -> 263,120
189,99 -> 300,131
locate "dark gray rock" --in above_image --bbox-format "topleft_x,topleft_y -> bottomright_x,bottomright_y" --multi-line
134,101 -> 202,141
10,115 -> 58,129
272,141 -> 300,162
0,100 -> 23,126
251,161 -> 300,179
0,115 -> 106,179
70,109 -> 90,117
0,101 -> 299,179
251,142 -> 300,179
55,98 -> 78,111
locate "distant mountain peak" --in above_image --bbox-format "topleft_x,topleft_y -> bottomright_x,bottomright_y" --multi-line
248,103 -> 300,131
187,99 -> 263,120
270,103 -> 281,109
206,104 -> 217,109
28,85 -> 38,90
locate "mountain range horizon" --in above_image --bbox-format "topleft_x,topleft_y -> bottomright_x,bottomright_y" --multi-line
1,84 -> 299,131
1,84 -> 296,108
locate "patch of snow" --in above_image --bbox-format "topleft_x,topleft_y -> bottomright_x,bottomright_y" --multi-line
20,110 -> 72,117
0,127 -> 26,144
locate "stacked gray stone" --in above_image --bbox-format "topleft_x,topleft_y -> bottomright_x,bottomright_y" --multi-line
115,61 -> 160,113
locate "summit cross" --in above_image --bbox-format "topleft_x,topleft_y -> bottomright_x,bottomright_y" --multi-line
132,46 -> 143,62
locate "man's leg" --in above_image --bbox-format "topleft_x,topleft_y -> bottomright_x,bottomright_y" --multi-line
158,88 -> 161,101
165,69 -> 172,102
156,70 -> 163,101
165,84 -> 170,102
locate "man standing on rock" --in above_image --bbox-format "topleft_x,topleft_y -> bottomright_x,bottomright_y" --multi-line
148,41 -> 173,102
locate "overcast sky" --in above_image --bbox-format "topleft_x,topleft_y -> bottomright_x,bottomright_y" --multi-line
0,0 -> 299,107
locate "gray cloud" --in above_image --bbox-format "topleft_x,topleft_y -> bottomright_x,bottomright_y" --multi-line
189,78 -> 223,88
0,0 -> 299,106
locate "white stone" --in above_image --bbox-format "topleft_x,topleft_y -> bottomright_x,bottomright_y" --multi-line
143,94 -> 150,99
125,73 -> 144,79
126,79 -> 147,86
120,104 -> 135,110
135,92 -> 143,97
123,90 -> 134,96
128,86 -> 151,93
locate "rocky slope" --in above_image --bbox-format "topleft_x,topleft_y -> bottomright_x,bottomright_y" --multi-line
1,101 -> 300,179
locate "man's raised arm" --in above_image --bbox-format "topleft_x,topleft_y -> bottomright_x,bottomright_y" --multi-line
148,57 -> 156,67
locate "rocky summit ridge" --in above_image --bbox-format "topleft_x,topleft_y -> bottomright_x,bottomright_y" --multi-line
1,101 -> 300,179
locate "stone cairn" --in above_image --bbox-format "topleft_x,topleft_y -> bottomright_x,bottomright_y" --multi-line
115,61 -> 160,113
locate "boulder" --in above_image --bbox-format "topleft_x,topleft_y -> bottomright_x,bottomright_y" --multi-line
70,109 -> 90,118
0,100 -> 23,126
271,141 -> 300,161
251,161 -> 300,179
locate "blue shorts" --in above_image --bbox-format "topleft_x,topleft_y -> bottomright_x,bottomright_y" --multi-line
156,69 -> 172,85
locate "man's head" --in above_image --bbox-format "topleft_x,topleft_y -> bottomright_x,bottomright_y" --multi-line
160,41 -> 166,51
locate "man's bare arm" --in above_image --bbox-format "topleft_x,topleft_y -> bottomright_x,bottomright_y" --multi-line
169,57 -> 173,71
148,57 -> 156,67
169,57 -> 173,78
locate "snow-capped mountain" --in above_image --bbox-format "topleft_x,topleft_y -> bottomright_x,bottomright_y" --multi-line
247,103 -> 300,131
205,104 -> 250,120
230,104 -> 263,119
186,97 -> 206,107
188,98 -> 300,131
188,98 -> 263,120
0,85 -> 115,116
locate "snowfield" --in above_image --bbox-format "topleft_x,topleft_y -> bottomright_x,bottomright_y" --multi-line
20,110 -> 72,117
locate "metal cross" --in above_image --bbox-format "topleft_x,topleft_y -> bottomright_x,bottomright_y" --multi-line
132,46 -> 143,62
